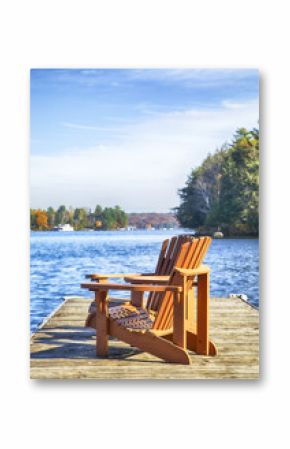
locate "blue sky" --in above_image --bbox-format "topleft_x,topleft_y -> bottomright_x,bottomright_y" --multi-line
30,68 -> 259,212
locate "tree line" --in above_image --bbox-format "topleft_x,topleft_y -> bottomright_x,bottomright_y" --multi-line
176,127 -> 259,236
30,205 -> 128,231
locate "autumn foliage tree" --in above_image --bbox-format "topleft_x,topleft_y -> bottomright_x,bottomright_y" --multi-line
30,209 -> 48,230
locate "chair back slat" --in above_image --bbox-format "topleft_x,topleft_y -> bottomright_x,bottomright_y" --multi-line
159,236 -> 178,275
166,235 -> 189,274
154,238 -> 170,274
189,237 -> 207,268
195,237 -> 211,267
152,236 -> 211,330
180,237 -> 199,268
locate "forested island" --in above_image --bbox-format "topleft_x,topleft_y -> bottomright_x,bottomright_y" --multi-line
175,127 -> 259,237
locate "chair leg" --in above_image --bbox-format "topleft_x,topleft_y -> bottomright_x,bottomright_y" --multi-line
95,290 -> 109,356
173,288 -> 186,349
186,330 -> 217,356
187,287 -> 195,333
196,272 -> 210,355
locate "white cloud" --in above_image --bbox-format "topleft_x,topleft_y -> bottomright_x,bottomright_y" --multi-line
221,99 -> 254,109
31,99 -> 259,212
126,68 -> 258,87
62,122 -> 124,132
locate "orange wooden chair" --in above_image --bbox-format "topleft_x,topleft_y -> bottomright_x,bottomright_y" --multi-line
81,236 -> 217,364
85,234 -> 193,327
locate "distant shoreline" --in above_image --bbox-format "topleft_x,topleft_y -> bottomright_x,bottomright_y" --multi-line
30,228 -> 259,239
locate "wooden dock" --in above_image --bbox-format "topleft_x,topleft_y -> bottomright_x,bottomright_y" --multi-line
30,297 -> 259,379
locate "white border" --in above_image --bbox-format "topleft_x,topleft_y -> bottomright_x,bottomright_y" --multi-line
1,1 -> 289,447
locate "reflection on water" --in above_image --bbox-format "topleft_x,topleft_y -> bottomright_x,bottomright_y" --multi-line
30,230 -> 259,332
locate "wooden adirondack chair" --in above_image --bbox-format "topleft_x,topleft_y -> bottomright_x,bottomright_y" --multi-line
81,236 -> 217,365
85,234 -> 194,328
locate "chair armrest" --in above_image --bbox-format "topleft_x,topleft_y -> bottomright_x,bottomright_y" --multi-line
174,265 -> 210,277
124,275 -> 170,284
81,282 -> 182,293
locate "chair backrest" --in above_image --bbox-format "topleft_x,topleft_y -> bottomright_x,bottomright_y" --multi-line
145,235 -> 193,309
150,236 -> 212,331
154,234 -> 194,276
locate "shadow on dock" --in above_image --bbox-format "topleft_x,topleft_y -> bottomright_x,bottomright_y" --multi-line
31,325 -> 151,362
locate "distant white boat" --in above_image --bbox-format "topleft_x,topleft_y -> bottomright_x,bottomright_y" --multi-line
126,226 -> 136,231
52,224 -> 74,232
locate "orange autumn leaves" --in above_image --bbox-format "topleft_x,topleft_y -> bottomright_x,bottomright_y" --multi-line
31,209 -> 48,230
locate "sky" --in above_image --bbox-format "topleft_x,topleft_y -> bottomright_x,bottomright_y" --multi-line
30,68 -> 259,212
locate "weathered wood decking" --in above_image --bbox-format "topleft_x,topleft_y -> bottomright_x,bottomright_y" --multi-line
30,297 -> 259,379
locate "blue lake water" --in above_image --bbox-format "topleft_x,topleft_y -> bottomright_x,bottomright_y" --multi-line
30,230 -> 259,332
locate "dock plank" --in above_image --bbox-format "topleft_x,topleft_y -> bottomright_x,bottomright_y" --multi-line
30,297 -> 259,379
